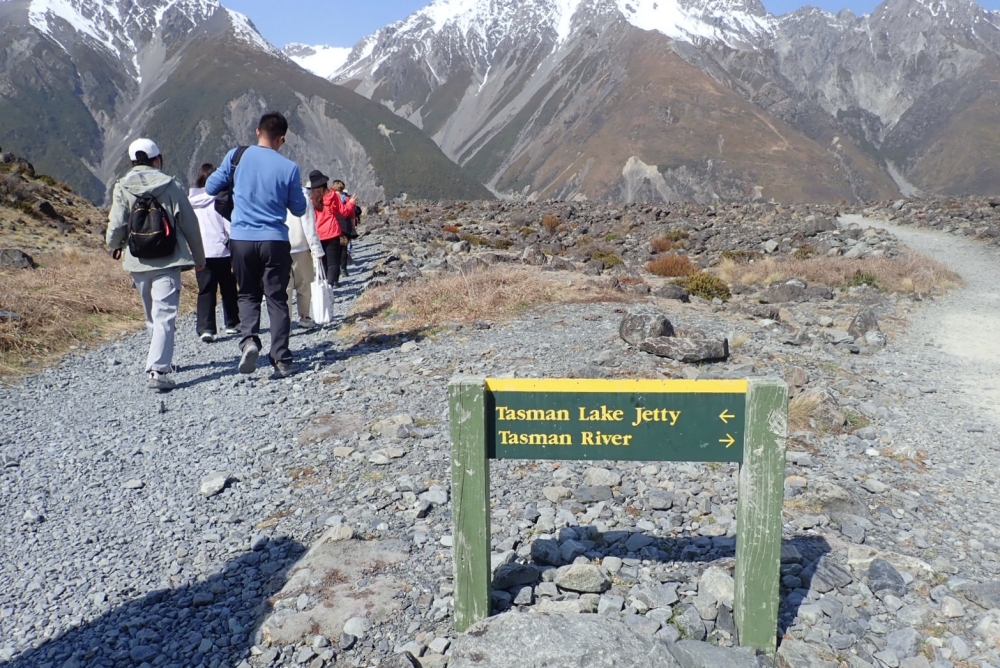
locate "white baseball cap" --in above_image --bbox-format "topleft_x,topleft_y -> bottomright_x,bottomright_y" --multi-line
128,138 -> 160,161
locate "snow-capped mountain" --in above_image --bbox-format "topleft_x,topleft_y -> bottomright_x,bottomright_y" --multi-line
306,0 -> 1000,201
26,0 -> 282,81
0,0 -> 490,202
284,43 -> 352,80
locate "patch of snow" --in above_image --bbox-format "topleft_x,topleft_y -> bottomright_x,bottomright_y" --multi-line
225,8 -> 283,57
285,44 -> 352,79
616,0 -> 774,45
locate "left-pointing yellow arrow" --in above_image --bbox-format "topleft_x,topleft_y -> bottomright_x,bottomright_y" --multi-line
719,410 -> 736,424
719,434 -> 736,448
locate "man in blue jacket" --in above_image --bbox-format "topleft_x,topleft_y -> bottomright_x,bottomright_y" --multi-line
206,112 -> 308,377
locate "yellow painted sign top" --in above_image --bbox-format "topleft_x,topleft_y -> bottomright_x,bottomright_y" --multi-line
485,378 -> 749,394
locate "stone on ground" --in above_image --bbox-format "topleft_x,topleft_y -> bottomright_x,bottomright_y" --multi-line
639,337 -> 729,363
619,310 -> 675,346
667,640 -> 759,668
449,612 -> 681,668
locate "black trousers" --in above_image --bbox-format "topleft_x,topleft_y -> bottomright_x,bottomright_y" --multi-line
195,257 -> 239,335
321,237 -> 344,286
230,239 -> 293,364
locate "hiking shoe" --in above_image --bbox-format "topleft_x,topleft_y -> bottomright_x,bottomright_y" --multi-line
147,371 -> 176,391
270,359 -> 295,378
238,342 -> 260,374
222,327 -> 239,336
342,268 -> 350,277
200,332 -> 215,343
299,317 -> 317,329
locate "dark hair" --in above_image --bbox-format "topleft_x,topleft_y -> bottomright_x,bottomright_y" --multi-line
258,112 -> 288,140
132,152 -> 156,167
195,163 -> 214,189
331,179 -> 345,193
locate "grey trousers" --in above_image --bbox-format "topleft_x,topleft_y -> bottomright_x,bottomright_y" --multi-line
131,268 -> 182,374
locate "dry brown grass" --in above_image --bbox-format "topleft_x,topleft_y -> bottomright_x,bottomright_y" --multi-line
789,391 -> 824,432
646,254 -> 698,277
348,266 -> 626,334
541,215 -> 561,234
0,249 -> 197,378
649,236 -> 674,253
441,224 -> 460,234
717,253 -> 961,294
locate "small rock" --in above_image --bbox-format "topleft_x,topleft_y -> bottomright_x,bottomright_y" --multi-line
868,558 -> 906,596
200,472 -> 229,497
554,564 -> 610,593
583,467 -> 621,487
123,479 -> 144,490
493,563 -> 540,590
861,478 -> 889,494
22,509 -> 42,524
343,616 -> 372,639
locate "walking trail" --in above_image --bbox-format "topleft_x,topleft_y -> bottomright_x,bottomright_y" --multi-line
843,213 -> 1000,422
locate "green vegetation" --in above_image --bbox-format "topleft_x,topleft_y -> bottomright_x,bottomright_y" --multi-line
592,249 -> 623,269
848,270 -> 882,290
673,272 -> 732,301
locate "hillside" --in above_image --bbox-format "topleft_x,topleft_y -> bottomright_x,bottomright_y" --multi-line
0,0 -> 492,204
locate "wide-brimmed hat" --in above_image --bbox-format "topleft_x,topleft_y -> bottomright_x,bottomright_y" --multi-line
308,170 -> 329,189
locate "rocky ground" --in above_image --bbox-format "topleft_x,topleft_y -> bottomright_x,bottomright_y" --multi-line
2,204 -> 1000,668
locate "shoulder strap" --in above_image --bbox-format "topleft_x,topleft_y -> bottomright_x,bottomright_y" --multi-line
227,146 -> 249,190
232,145 -> 249,168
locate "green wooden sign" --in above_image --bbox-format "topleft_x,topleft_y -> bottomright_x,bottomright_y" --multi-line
488,379 -> 746,462
449,377 -> 787,653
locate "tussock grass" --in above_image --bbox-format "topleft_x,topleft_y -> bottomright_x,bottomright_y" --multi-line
647,254 -> 697,277
789,391 -> 824,432
349,266 -> 626,333
0,249 -> 197,378
717,253 -> 961,294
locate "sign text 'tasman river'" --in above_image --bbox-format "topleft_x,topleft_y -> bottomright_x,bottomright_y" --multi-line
485,379 -> 748,463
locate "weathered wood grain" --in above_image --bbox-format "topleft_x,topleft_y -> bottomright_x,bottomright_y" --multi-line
449,376 -> 491,633
734,378 -> 788,653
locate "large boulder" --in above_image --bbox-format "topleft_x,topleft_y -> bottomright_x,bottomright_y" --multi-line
449,612 -> 682,668
667,640 -> 759,668
759,279 -> 807,304
619,310 -> 675,346
847,306 -> 881,341
639,337 -> 729,363
0,248 -> 36,269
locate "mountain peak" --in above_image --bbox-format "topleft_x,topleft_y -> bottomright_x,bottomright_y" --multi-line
27,0 -> 281,79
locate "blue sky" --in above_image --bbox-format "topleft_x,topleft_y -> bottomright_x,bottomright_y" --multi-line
227,0 -> 1000,48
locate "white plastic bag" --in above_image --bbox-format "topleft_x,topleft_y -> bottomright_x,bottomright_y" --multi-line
310,258 -> 334,325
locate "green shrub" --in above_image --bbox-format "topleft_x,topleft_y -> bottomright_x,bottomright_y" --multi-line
491,238 -> 514,250
848,270 -> 881,290
673,272 -> 731,301
459,232 -> 490,246
592,249 -> 623,269
793,246 -> 816,260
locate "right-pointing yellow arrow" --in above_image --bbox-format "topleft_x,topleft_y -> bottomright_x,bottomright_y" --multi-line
720,434 -> 736,448
719,410 -> 736,424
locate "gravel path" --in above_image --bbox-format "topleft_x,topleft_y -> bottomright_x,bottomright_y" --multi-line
843,213 -> 1000,422
5,217 -> 1000,668
0,240 -> 380,667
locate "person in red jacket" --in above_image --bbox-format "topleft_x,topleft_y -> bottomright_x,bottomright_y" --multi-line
308,170 -> 357,287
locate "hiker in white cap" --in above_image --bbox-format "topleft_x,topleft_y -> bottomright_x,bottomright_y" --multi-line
106,138 -> 206,391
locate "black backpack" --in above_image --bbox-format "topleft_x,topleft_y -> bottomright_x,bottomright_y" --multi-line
213,145 -> 249,221
127,193 -> 176,259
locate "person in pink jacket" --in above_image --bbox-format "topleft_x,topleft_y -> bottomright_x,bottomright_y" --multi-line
188,163 -> 239,342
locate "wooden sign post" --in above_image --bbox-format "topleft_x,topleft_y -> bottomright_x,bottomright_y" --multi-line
449,377 -> 787,653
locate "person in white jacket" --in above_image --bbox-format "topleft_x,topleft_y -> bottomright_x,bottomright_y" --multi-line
285,187 -> 325,328
188,163 -> 240,342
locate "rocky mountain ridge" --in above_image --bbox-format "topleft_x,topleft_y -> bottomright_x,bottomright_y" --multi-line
287,0 -> 1000,203
0,0 -> 491,203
